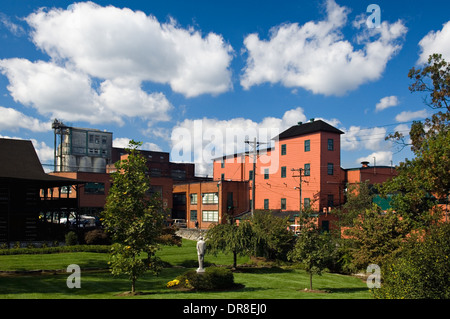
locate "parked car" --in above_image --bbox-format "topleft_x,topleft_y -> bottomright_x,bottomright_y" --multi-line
172,219 -> 187,228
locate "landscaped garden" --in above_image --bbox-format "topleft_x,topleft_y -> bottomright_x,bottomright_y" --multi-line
0,239 -> 371,299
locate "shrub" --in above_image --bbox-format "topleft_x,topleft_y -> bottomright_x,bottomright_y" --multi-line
173,267 -> 236,291
65,231 -> 79,246
85,229 -> 110,245
373,222 -> 450,299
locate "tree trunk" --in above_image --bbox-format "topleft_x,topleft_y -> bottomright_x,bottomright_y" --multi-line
309,273 -> 313,291
233,250 -> 237,269
132,277 -> 136,294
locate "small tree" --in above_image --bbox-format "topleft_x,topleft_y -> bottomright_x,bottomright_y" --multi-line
344,205 -> 407,270
288,214 -> 334,291
206,217 -> 254,269
102,140 -> 166,294
251,210 -> 293,260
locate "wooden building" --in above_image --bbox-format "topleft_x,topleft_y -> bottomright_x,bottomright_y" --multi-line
0,138 -> 83,243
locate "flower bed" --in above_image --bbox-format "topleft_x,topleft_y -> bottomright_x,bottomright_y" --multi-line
167,267 -> 242,291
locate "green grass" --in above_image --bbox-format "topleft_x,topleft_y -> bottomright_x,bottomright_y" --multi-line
0,239 -> 372,299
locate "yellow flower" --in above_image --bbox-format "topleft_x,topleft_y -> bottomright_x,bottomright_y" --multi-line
166,279 -> 180,288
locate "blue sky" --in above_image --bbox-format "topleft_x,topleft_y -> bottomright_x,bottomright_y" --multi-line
0,0 -> 449,176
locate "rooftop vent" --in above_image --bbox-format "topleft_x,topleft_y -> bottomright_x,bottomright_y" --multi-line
310,118 -> 315,122
297,122 -> 302,125
361,161 -> 370,168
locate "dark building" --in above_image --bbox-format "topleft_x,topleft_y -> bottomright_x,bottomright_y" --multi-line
0,138 -> 83,243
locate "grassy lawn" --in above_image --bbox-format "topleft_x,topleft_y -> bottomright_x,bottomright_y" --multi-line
0,239 -> 372,299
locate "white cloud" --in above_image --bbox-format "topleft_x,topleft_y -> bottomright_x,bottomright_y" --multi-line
26,2 -> 233,98
113,137 -> 162,152
0,59 -> 172,125
375,96 -> 399,112
170,107 -> 307,176
0,13 -> 25,36
0,106 -> 51,132
395,109 -> 429,122
357,151 -> 393,166
240,0 -> 407,96
418,21 -> 450,64
341,125 -> 390,151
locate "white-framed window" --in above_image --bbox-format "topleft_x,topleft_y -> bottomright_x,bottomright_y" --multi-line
202,192 -> 218,204
202,210 -> 218,222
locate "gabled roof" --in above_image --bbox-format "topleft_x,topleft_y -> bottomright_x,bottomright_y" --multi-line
0,138 -> 83,186
274,119 -> 344,140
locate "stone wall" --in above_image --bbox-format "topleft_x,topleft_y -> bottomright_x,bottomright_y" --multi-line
176,228 -> 207,240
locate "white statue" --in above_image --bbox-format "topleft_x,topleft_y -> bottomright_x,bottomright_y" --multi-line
196,236 -> 206,273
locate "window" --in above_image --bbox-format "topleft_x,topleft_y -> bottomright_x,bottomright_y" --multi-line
264,199 -> 269,210
327,163 -> 334,175
281,198 -> 286,210
60,186 -> 72,194
221,173 -> 225,181
190,193 -> 198,205
304,163 -> 310,176
202,210 -> 218,222
327,194 -> 334,207
249,170 -> 253,180
281,144 -> 286,155
221,159 -> 225,168
328,139 -> 334,151
227,192 -> 233,209
190,210 -> 197,221
304,198 -> 310,208
281,166 -> 286,178
84,182 -> 105,194
202,193 -> 218,204
305,139 -> 310,152
102,136 -> 107,145
264,168 -> 269,179
171,169 -> 186,180
150,168 -> 161,177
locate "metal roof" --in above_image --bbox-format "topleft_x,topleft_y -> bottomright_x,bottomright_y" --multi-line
0,138 -> 83,186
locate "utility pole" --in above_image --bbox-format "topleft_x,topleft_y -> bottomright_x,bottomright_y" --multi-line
245,138 -> 266,217
291,168 -> 306,216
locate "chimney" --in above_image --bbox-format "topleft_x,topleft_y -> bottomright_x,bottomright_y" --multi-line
361,161 -> 369,168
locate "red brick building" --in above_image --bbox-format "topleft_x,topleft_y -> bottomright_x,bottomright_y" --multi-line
172,180 -> 249,229
212,119 -> 397,230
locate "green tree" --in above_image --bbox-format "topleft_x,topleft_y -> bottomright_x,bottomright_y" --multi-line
205,218 -> 254,269
288,214 -> 334,291
102,140 -> 166,294
373,222 -> 450,299
383,53 -> 449,229
251,210 -> 294,260
337,181 -> 375,227
344,205 -> 408,271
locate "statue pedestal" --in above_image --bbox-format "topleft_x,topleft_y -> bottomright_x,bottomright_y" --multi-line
196,268 -> 205,274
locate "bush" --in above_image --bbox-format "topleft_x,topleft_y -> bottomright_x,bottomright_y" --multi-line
173,267 -> 236,291
84,229 -> 110,245
373,222 -> 450,299
0,245 -> 110,255
65,231 -> 78,246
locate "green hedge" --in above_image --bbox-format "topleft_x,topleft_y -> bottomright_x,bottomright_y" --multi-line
0,245 -> 111,255
175,267 -> 236,291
